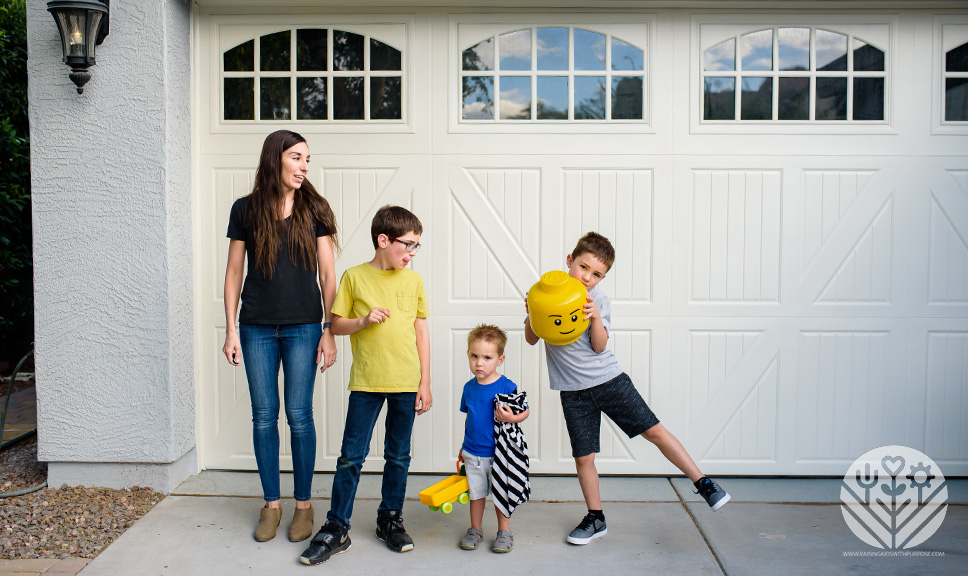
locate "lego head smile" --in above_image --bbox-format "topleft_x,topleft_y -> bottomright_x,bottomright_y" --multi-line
527,271 -> 589,346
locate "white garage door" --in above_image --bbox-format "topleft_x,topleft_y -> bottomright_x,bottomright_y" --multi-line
194,8 -> 968,476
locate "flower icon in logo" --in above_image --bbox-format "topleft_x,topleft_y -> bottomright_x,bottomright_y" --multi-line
841,445 -> 948,550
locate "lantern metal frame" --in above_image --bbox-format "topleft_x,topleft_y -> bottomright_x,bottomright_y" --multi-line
47,0 -> 110,94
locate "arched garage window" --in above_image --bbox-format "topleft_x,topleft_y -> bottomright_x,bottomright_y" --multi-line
222,28 -> 403,121
702,27 -> 886,122
460,26 -> 647,122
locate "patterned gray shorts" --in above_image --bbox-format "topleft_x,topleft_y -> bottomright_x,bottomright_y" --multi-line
559,373 -> 660,458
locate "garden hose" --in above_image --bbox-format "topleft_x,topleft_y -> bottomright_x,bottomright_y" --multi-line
1,347 -> 46,497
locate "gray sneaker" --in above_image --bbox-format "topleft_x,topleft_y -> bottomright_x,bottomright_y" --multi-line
459,527 -> 483,550
492,530 -> 513,553
566,513 -> 607,545
695,477 -> 730,511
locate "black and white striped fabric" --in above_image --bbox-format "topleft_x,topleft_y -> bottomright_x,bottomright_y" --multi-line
491,391 -> 530,518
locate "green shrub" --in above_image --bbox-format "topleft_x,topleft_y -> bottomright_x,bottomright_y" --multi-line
0,0 -> 32,365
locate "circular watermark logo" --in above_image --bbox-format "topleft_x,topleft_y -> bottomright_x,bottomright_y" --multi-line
841,445 -> 948,550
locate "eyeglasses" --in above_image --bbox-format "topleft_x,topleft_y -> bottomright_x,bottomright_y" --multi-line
392,238 -> 422,253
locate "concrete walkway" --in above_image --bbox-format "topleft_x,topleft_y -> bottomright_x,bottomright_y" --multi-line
69,471 -> 967,575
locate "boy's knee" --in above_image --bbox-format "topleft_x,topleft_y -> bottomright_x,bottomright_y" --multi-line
641,423 -> 666,443
574,453 -> 596,468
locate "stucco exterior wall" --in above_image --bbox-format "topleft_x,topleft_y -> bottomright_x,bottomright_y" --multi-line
26,0 -> 195,489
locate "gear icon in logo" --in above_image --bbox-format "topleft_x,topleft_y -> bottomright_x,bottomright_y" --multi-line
907,462 -> 934,490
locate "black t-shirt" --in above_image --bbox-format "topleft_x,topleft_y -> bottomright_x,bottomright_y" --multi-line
227,197 -> 329,325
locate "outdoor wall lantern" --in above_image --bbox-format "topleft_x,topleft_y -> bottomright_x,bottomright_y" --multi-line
47,0 -> 109,94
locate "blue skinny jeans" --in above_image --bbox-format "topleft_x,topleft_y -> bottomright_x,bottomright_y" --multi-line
239,322 -> 321,502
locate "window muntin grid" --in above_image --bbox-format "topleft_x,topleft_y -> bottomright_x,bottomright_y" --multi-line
221,28 -> 403,122
702,27 -> 886,123
460,26 -> 647,122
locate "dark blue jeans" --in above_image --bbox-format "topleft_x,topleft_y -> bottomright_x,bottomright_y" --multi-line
239,322 -> 321,502
327,391 -> 417,530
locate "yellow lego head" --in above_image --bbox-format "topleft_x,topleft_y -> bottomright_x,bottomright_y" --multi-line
527,270 -> 589,346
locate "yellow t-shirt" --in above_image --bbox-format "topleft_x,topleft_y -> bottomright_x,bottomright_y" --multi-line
331,263 -> 429,392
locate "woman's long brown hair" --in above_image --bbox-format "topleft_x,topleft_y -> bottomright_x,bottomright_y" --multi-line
247,130 -> 340,278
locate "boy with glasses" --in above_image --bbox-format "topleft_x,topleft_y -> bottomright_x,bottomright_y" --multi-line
300,205 -> 431,565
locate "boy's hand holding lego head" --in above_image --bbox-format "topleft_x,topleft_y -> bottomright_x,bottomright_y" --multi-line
527,270 -> 590,345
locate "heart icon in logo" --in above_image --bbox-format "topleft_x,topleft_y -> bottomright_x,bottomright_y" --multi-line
882,455 -> 905,477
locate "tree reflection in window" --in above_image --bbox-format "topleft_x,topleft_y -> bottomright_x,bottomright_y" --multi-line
944,41 -> 968,122
461,26 -> 646,122
702,27 -> 886,122
222,27 -> 403,122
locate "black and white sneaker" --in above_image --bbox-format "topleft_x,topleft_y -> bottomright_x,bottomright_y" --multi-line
299,521 -> 351,565
566,512 -> 607,545
376,510 -> 414,552
695,477 -> 730,511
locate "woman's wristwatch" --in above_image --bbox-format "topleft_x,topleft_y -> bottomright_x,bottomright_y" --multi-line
322,322 -> 332,330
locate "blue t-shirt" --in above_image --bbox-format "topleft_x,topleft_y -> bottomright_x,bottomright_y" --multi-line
460,375 -> 519,457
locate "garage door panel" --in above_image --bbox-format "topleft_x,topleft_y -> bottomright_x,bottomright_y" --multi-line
451,198 -> 525,301
796,330 -> 893,462
928,172 -> 968,303
800,169 -> 895,305
690,170 -> 782,304
685,329 -> 781,462
562,169 -> 655,303
925,331 -> 968,461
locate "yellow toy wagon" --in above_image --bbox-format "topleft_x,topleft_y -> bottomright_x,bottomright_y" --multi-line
418,463 -> 470,514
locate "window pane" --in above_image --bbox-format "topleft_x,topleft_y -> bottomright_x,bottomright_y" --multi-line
463,38 -> 494,71
945,78 -> 968,121
815,77 -> 847,120
704,39 -> 735,72
224,40 -> 254,72
537,27 -> 568,71
334,31 -> 364,72
778,77 -> 809,120
260,77 -> 291,120
816,30 -> 847,71
575,29 -> 606,70
500,29 -> 531,71
224,78 -> 254,120
741,77 -> 772,120
260,31 -> 290,72
853,77 -> 884,120
297,29 -> 327,71
371,77 -> 402,120
611,76 -> 643,119
853,39 -> 884,72
297,77 -> 327,120
371,39 -> 402,71
500,76 -> 531,119
947,42 -> 968,72
575,76 -> 606,119
537,76 -> 568,119
741,30 -> 773,71
778,28 -> 809,71
612,37 -> 643,71
333,76 -> 364,119
462,76 -> 494,119
704,77 -> 735,120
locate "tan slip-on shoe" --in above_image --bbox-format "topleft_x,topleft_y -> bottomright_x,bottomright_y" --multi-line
254,505 -> 282,542
289,505 -> 315,542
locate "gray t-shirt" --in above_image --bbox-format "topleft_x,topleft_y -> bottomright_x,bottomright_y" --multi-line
543,285 -> 623,391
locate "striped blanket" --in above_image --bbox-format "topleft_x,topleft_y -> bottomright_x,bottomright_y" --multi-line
491,391 -> 530,518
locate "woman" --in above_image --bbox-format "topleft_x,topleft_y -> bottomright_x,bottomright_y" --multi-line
222,130 -> 340,543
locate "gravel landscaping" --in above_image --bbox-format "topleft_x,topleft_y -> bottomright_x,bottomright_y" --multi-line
1,394 -> 165,559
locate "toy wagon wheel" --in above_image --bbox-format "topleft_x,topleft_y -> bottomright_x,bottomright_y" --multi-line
458,493 -> 469,505
441,501 -> 453,514
429,505 -> 439,511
